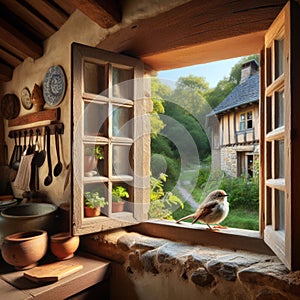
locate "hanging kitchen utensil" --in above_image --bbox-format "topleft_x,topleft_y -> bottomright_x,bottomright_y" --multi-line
9,132 -> 17,168
53,126 -> 63,177
36,129 -> 46,168
12,132 -> 22,170
44,126 -> 53,186
26,130 -> 34,155
23,130 -> 27,153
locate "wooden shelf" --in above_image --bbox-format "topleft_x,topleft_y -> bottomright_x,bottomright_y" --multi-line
0,252 -> 110,300
8,108 -> 60,127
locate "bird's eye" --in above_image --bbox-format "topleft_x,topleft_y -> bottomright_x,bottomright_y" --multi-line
218,193 -> 223,197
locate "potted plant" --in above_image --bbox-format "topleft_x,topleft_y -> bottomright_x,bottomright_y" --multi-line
84,191 -> 107,217
112,186 -> 129,212
84,145 -> 104,173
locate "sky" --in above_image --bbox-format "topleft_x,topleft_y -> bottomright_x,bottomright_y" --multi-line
157,56 -> 242,89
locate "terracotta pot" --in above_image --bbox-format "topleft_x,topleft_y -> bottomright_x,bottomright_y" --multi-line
84,155 -> 97,172
84,206 -> 100,217
112,201 -> 125,213
50,232 -> 80,260
1,230 -> 48,270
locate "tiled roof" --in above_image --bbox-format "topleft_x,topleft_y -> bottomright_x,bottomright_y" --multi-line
207,72 -> 259,117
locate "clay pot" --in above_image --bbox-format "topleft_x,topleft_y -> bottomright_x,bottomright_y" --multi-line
1,230 -> 48,270
112,201 -> 125,213
84,155 -> 97,172
50,232 -> 80,260
84,206 -> 100,217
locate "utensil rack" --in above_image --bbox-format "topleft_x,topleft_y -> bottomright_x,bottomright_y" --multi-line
8,123 -> 64,139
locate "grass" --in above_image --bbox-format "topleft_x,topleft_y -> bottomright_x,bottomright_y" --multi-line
171,164 -> 260,231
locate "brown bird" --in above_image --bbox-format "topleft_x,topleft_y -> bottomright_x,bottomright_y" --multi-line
176,189 -> 229,229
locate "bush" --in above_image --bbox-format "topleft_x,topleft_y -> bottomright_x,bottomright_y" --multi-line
219,175 -> 259,210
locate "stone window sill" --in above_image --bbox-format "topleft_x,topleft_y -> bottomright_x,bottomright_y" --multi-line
80,223 -> 300,299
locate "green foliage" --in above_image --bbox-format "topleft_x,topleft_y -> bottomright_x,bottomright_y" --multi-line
149,173 -> 184,220
112,186 -> 129,202
219,176 -> 259,210
84,191 -> 107,208
85,145 -> 104,160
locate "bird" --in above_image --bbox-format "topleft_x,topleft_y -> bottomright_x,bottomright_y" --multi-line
176,189 -> 229,230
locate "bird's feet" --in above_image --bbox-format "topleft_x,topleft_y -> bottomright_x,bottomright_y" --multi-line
212,224 -> 228,229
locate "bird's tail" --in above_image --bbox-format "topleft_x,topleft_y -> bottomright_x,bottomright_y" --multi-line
176,214 -> 194,223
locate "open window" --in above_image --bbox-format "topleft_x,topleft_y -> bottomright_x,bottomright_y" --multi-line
71,43 -> 150,235
70,2 -> 300,271
261,1 -> 300,270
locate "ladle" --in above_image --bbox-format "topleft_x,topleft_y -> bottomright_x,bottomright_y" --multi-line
9,133 -> 17,168
12,132 -> 21,170
35,130 -> 46,167
53,126 -> 62,177
44,127 -> 53,186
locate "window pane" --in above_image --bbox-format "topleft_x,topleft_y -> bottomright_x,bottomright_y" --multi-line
112,67 -> 134,99
84,62 -> 107,95
112,145 -> 131,176
84,144 -> 106,176
275,38 -> 284,78
276,190 -> 285,231
112,106 -> 132,138
275,91 -> 284,128
84,102 -> 107,136
275,140 -> 284,178
84,182 -> 108,217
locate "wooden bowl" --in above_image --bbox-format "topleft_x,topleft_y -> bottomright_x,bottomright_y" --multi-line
1,230 -> 48,270
50,232 -> 80,260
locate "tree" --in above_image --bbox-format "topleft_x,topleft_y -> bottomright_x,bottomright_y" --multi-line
150,78 -> 172,137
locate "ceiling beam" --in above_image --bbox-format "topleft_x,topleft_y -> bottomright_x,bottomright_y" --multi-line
0,61 -> 13,82
0,18 -> 42,59
69,0 -> 121,28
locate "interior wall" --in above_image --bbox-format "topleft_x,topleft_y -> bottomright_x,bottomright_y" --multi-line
0,10 -> 107,204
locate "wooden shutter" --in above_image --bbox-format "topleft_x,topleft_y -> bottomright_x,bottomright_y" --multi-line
71,43 -> 150,235
262,1 -> 300,270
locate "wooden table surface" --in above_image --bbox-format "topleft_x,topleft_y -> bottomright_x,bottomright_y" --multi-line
0,252 -> 110,300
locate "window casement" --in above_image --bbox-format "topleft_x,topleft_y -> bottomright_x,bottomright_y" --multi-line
71,43 -> 150,235
261,1 -> 300,270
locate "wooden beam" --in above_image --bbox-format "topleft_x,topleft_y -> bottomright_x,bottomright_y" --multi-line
70,0 -> 121,28
0,0 -> 56,38
0,18 -> 42,59
98,0 -> 285,70
24,0 -> 69,29
0,47 -> 22,67
0,61 -> 13,82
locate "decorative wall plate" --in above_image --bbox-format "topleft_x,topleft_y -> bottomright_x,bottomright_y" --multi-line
1,94 -> 20,119
21,87 -> 32,110
43,65 -> 66,106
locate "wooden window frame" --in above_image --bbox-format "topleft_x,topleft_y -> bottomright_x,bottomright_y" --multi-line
71,43 -> 150,236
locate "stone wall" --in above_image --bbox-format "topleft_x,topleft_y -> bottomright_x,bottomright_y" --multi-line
81,229 -> 300,300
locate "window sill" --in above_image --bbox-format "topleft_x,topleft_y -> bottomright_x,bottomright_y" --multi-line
129,219 -> 274,256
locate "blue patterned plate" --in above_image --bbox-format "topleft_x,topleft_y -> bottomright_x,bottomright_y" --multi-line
43,65 -> 66,106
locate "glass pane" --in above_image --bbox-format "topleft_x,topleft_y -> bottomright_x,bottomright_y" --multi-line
84,182 -> 108,217
84,144 -> 106,176
84,62 -> 108,95
112,67 -> 134,99
112,183 -> 131,213
84,102 -> 107,136
112,145 -> 131,176
275,140 -> 284,178
112,106 -> 132,138
276,190 -> 285,231
275,38 -> 284,78
275,90 -> 284,128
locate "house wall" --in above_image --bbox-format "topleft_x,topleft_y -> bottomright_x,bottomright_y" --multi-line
217,105 -> 259,176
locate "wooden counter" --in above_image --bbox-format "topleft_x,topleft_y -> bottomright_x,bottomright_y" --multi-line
0,252 -> 110,300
